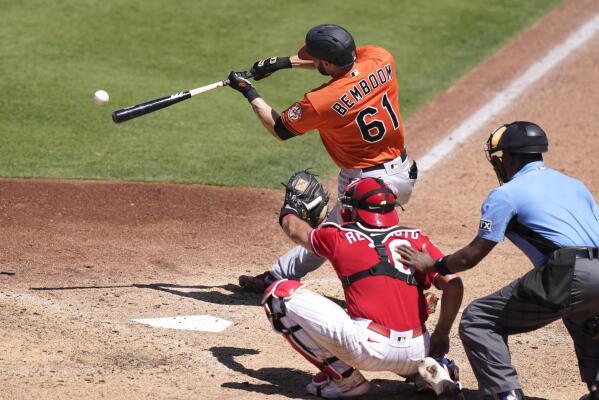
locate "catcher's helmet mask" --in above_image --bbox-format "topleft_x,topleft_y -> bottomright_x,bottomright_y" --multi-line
298,24 -> 357,67
340,178 -> 399,227
485,121 -> 548,183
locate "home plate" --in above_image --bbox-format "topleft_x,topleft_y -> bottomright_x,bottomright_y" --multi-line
133,315 -> 232,332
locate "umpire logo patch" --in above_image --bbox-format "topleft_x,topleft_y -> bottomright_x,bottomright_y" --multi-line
479,219 -> 492,232
287,102 -> 303,121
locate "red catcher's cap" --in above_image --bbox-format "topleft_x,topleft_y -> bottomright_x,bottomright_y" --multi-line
350,178 -> 398,227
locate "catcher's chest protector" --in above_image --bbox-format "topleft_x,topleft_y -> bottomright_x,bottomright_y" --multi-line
339,223 -> 420,288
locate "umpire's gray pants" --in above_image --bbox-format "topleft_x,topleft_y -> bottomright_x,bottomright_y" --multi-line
459,258 -> 599,397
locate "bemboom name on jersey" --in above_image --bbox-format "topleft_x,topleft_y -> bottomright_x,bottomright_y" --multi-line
331,64 -> 393,116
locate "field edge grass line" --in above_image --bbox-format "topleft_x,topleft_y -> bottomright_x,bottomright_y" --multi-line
418,13 -> 599,174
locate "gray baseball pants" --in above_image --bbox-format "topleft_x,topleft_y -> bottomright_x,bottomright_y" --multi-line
459,256 -> 599,397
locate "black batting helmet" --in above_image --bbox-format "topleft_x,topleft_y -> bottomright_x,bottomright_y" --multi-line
298,24 -> 356,67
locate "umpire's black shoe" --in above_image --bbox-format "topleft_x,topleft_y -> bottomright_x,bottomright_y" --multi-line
238,271 -> 276,293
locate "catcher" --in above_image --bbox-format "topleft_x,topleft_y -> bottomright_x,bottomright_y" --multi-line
262,171 -> 464,398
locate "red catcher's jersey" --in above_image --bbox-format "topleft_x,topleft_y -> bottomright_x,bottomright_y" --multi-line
309,222 -> 442,332
281,45 -> 405,170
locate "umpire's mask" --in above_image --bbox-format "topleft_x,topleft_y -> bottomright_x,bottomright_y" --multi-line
485,125 -> 509,183
485,121 -> 548,184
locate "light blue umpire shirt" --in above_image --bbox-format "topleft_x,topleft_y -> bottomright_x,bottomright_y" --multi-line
477,161 -> 599,267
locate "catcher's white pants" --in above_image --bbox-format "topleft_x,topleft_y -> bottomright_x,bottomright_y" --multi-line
269,287 -> 428,376
270,153 -> 415,280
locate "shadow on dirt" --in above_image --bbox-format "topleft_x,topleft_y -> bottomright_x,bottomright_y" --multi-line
210,346 -> 312,398
30,282 -> 346,308
209,346 -> 501,400
30,282 -> 262,306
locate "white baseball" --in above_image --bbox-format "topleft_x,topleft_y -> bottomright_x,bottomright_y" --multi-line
93,90 -> 109,105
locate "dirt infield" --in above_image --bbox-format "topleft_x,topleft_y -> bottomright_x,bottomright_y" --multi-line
2,1 -> 599,399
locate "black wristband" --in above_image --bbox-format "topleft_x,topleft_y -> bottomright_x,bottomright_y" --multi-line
279,56 -> 292,69
279,206 -> 300,227
242,86 -> 260,102
434,256 -> 451,276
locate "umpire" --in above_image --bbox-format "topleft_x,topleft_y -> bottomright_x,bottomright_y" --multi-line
397,121 -> 599,400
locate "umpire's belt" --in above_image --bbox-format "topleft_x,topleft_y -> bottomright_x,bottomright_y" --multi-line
573,247 -> 599,259
367,321 -> 424,338
361,148 -> 407,172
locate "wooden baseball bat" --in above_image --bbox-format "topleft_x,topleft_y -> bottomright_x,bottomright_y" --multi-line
112,73 -> 252,124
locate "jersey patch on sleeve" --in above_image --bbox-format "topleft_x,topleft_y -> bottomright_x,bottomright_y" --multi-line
479,219 -> 492,232
287,102 -> 303,121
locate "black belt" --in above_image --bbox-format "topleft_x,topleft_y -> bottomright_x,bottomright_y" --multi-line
574,247 -> 599,259
362,148 -> 407,172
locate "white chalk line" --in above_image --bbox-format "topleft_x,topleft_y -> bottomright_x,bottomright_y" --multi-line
417,13 -> 599,174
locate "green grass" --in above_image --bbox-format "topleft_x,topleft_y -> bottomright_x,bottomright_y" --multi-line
0,0 -> 560,187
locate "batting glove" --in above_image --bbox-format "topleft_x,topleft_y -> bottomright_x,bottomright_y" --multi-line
250,56 -> 292,81
228,71 -> 259,102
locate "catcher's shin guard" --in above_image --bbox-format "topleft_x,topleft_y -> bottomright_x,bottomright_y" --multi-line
262,280 -> 352,381
262,279 -> 305,332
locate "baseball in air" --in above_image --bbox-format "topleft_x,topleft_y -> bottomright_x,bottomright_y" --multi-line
93,90 -> 109,105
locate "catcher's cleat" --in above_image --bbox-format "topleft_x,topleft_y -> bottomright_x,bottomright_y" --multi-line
306,369 -> 370,398
418,357 -> 464,400
408,358 -> 459,393
238,271 -> 276,293
483,389 -> 524,400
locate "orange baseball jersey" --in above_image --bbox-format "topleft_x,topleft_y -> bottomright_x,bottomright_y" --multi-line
281,45 -> 405,169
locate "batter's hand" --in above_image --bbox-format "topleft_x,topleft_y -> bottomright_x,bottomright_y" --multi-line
228,71 -> 253,92
395,244 -> 435,273
429,331 -> 450,358
227,71 -> 259,102
250,57 -> 292,81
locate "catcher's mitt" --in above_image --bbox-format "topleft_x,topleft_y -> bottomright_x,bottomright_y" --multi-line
279,170 -> 329,228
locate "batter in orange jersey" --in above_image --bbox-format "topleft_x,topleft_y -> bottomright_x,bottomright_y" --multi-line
281,45 -> 404,170
228,24 -> 418,293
